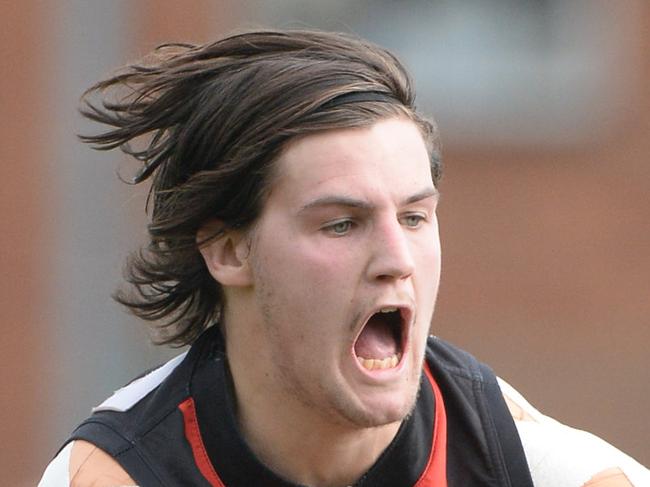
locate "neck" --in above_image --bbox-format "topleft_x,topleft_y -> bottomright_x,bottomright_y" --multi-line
226,344 -> 401,487
239,400 -> 400,487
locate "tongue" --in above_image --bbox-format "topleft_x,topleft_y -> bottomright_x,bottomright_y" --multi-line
354,315 -> 398,359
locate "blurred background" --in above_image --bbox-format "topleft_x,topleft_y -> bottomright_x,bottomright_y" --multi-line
2,1 -> 648,484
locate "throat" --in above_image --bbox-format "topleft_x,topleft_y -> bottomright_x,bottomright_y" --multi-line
354,316 -> 401,370
243,416 -> 400,487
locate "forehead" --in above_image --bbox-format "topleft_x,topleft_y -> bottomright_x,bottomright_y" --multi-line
268,118 -> 434,207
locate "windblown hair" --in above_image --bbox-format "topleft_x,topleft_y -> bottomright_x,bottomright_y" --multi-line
80,29 -> 442,346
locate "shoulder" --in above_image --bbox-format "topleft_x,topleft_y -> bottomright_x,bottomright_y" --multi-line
498,377 -> 650,487
38,440 -> 137,487
39,351 -> 192,487
426,338 -> 650,485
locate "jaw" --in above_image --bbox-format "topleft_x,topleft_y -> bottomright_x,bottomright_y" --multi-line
338,343 -> 426,428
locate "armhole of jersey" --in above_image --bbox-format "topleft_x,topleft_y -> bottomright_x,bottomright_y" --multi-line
496,376 -> 548,423
479,363 -> 535,487
70,421 -> 165,487
38,442 -> 73,487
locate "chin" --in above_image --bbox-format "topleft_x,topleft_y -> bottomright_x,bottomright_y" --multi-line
345,387 -> 419,429
345,356 -> 425,428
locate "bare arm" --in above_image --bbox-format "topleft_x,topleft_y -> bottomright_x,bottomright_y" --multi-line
500,377 -> 650,487
38,440 -> 136,487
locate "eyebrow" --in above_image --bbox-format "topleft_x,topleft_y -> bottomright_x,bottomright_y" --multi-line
298,187 -> 439,214
403,187 -> 440,205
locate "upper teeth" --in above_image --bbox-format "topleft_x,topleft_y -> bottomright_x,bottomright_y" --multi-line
380,307 -> 398,313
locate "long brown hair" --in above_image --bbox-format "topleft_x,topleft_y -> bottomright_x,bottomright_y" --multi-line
80,29 -> 442,346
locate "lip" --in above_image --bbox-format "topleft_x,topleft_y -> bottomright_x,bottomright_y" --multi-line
351,302 -> 414,378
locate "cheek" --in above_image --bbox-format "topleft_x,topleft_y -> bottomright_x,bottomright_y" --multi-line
416,229 -> 441,271
270,237 -> 359,284
413,236 -> 442,302
252,237 -> 360,324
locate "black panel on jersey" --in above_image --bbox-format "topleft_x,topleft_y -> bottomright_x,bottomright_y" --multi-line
190,341 -> 435,486
66,326 -> 533,487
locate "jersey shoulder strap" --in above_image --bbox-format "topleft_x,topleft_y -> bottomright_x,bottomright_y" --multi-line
63,328 -> 222,487
477,360 -> 534,487
426,336 -> 534,487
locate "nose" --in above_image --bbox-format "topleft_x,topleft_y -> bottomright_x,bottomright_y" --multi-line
367,219 -> 415,282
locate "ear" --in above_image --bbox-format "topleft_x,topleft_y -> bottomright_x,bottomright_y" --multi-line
197,221 -> 253,287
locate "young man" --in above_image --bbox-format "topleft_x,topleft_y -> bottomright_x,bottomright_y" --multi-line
40,30 -> 649,486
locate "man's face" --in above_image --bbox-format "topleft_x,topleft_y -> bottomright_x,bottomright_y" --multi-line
237,117 -> 441,429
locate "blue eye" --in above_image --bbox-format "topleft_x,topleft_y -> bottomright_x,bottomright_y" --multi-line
330,220 -> 352,235
322,219 -> 354,236
401,214 -> 426,228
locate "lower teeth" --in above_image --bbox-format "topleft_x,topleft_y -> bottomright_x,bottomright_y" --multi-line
357,353 -> 401,370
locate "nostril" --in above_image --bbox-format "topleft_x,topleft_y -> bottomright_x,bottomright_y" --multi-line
374,265 -> 413,282
376,272 -> 410,281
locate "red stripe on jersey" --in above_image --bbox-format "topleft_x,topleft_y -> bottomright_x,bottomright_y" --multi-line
178,397 -> 226,487
179,367 -> 447,487
415,363 -> 448,486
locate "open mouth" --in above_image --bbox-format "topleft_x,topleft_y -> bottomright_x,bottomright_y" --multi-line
353,307 -> 408,371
